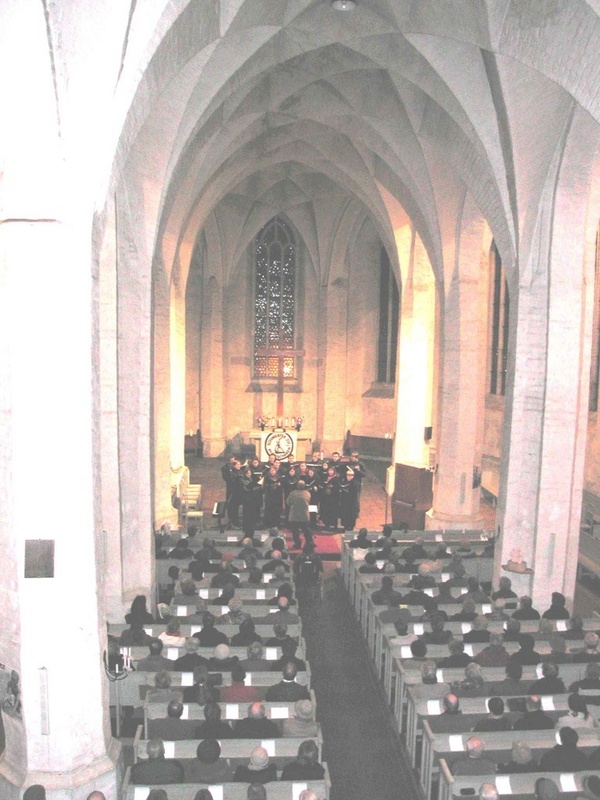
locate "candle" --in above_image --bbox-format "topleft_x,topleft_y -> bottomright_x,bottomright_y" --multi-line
291,417 -> 296,426
271,417 -> 275,427
285,417 -> 289,427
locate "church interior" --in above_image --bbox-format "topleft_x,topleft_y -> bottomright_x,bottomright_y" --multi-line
4,0 -> 600,798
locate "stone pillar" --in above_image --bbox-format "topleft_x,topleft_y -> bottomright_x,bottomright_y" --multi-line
496,109 -> 600,607
0,220 -> 120,799
116,188 -> 154,604
200,274 -> 227,457
393,228 -> 436,467
98,201 -> 126,622
428,198 -> 487,529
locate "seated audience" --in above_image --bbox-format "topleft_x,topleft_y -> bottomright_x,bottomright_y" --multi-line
421,614 -> 454,645
572,632 -> 600,662
183,739 -> 233,784
542,591 -> 570,620
475,633 -> 510,668
158,618 -> 186,648
130,738 -> 184,784
498,740 -> 538,773
119,622 -> 154,647
452,736 -> 496,775
539,725 -> 589,771
148,699 -> 199,740
492,577 -> 517,602
527,660 -> 567,694
220,665 -> 260,703
556,693 -> 597,729
464,615 -> 491,643
126,595 -> 154,625
442,694 -> 461,715
231,618 -> 262,646
264,623 -> 296,649
503,618 -> 522,642
207,643 -> 239,671
509,633 -> 542,665
451,663 -> 487,696
146,670 -> 183,704
440,639 -> 473,668
234,701 -> 282,738
173,637 -> 208,671
562,613 -> 585,640
265,663 -> 310,701
240,641 -> 272,671
512,695 -> 554,730
193,612 -> 229,647
196,700 -> 234,739
473,697 -> 512,732
270,639 -> 306,672
569,661 -> 600,703
280,740 -> 325,781
281,699 -> 319,738
182,665 -> 219,704
511,595 -> 541,620
371,576 -> 404,606
233,746 -> 277,783
135,639 -> 171,672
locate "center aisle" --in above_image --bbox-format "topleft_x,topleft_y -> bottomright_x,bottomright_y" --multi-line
297,571 -> 421,800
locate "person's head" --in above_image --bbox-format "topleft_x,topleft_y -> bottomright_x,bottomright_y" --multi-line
148,638 -> 164,656
167,699 -> 184,719
585,632 -> 600,651
586,662 -> 600,680
550,591 -> 566,608
196,738 -> 221,764
526,695 -> 542,713
248,701 -> 267,719
297,739 -> 319,765
431,614 -> 446,632
213,643 -> 231,662
147,739 -> 165,760
168,565 -> 180,580
202,611 -> 216,628
248,567 -> 263,584
190,665 -> 209,691
86,793 -> 107,800
166,618 -> 181,635
518,633 -> 535,651
465,736 -> 485,759
472,615 -> 488,631
282,662 -> 298,681
479,784 -> 499,800
364,552 -> 377,565
228,597 -> 243,614
506,618 -> 521,635
23,787 -> 46,800
453,562 -> 466,578
249,746 -> 270,770
461,597 -> 476,614
277,596 -> 290,611
231,664 -> 247,684
421,660 -> 438,684
181,579 -> 197,596
464,662 -> 484,686
411,639 -> 427,658
381,576 -> 393,590
448,639 -> 465,656
498,576 -> 512,592
487,697 -> 505,717
131,595 -> 148,614
147,792 -> 169,800
443,694 -> 460,714
541,660 -> 559,678
558,725 -> 579,746
185,636 -> 200,653
294,699 -> 315,720
467,577 -> 480,592
511,740 -> 534,766
519,595 -> 533,609
203,700 -> 222,721
297,480 -> 306,489
299,791 -> 320,800
154,670 -> 172,689
549,633 -> 566,654
489,632 -> 504,647
491,598 -> 506,615
247,785 -> 268,800
504,661 -> 523,681
247,641 -> 264,659
535,778 -> 560,800
273,623 -> 288,638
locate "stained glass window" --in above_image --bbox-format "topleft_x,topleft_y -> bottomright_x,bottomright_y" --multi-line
254,217 -> 296,378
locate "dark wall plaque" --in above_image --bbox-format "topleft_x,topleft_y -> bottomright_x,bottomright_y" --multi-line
24,540 -> 55,578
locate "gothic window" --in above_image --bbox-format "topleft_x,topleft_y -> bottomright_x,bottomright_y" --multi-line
377,246 -> 399,384
254,217 -> 296,378
589,227 -> 600,412
489,240 -> 509,396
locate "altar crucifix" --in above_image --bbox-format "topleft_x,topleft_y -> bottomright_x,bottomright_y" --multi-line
255,328 -> 304,418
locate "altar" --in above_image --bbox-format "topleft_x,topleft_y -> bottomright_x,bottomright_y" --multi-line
249,429 -> 314,462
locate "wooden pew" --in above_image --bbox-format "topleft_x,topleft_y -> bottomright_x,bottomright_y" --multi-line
420,723 -> 600,800
126,641 -> 307,665
121,765 -> 331,800
133,726 -> 324,764
143,693 -> 318,739
108,622 -> 301,641
438,762 -> 596,800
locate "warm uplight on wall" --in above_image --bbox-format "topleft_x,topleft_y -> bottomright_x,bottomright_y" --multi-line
331,0 -> 356,10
